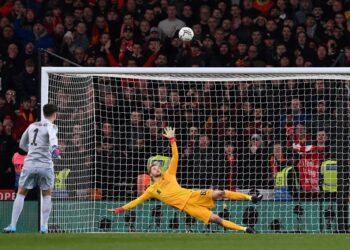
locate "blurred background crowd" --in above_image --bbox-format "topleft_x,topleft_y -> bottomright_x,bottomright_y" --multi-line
0,0 -> 349,198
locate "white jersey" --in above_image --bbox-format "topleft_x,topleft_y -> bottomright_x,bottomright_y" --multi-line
19,118 -> 58,169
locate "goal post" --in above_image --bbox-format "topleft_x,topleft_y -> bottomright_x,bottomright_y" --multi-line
41,67 -> 349,233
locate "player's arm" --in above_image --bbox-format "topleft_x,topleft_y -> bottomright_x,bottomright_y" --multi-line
162,127 -> 178,176
19,127 -> 30,152
107,192 -> 151,213
48,125 -> 60,159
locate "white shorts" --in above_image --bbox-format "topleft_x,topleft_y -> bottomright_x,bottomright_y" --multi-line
18,167 -> 54,190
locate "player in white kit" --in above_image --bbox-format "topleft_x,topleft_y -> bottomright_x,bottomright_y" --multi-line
3,104 -> 60,234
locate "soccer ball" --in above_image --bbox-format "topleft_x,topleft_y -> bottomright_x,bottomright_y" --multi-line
178,27 -> 194,42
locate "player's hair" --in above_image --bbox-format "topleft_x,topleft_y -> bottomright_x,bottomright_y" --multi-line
43,103 -> 58,117
147,163 -> 154,173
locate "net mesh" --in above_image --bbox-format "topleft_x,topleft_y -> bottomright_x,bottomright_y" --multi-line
46,72 -> 349,233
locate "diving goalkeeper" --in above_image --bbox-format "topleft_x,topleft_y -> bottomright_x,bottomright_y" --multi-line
108,127 -> 262,233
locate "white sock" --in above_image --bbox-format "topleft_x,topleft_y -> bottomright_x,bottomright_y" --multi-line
41,196 -> 52,228
11,193 -> 25,226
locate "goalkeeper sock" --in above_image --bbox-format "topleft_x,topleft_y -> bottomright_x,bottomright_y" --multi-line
41,195 -> 52,228
11,193 -> 25,226
222,220 -> 246,231
224,191 -> 251,201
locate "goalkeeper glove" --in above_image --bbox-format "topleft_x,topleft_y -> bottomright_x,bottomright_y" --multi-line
51,145 -> 60,159
108,207 -> 125,213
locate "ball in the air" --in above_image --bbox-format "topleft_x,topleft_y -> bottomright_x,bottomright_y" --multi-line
178,27 -> 194,42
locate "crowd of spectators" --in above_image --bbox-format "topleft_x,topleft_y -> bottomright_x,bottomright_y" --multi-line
0,0 -> 349,198
93,77 -> 347,199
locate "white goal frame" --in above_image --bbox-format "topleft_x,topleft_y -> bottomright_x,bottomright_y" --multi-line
40,67 -> 350,233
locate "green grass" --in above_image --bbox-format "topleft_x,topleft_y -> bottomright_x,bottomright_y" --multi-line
1,234 -> 350,250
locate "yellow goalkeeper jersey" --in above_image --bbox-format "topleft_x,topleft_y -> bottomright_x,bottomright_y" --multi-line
122,140 -> 193,211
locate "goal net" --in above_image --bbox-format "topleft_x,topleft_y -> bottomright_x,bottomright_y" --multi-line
42,68 -> 349,233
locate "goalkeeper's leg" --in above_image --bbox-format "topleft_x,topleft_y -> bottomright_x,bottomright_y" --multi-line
3,187 -> 28,233
40,189 -> 52,234
209,213 -> 256,234
183,204 -> 256,234
212,190 -> 263,203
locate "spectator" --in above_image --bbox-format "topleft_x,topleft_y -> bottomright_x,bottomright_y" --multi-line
280,26 -> 294,50
143,8 -> 157,27
245,107 -> 270,137
158,4 -> 185,39
223,142 -> 237,191
60,31 -> 76,57
181,4 -> 194,27
250,29 -> 263,52
293,129 -> 327,194
144,118 -> 164,155
274,43 -> 287,65
73,46 -> 87,65
11,147 -> 27,189
0,114 -> 16,189
186,126 -> 199,147
280,98 -> 311,129
192,134 -> 223,189
230,4 -> 241,30
154,53 -> 168,67
237,133 -> 272,189
167,89 -> 181,127
314,45 -> 332,66
2,43 -> 24,90
273,147 -> 300,201
14,59 -> 38,98
211,42 -> 234,67
23,41 -> 36,61
153,107 -> 167,128
32,21 -> 55,49
29,95 -> 38,115
305,14 -> 321,42
245,44 -> 265,66
269,142 -> 286,178
0,94 -> 11,122
12,97 -> 36,141
73,22 -> 89,50
179,41 -> 206,67
98,92 -> 119,123
295,31 -> 315,62
0,24 -> 17,55
83,6 -> 94,35
96,121 -> 119,198
236,12 -> 254,42
295,0 -> 313,25
312,100 -> 331,132
208,17 -> 220,37
265,18 -> 278,38
122,110 -> 144,154
90,32 -> 111,58
4,89 -> 18,112
311,79 -> 332,105
198,5 -> 211,34
90,15 -> 109,46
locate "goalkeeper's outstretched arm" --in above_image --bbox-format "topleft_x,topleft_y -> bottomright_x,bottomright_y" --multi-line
108,192 -> 151,213
162,127 -> 178,176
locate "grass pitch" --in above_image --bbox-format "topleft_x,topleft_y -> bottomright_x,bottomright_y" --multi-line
0,233 -> 349,250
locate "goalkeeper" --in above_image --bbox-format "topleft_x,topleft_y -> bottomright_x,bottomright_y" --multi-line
108,127 -> 262,233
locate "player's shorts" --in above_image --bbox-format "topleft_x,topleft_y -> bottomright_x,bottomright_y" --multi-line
182,190 -> 215,224
18,167 -> 54,190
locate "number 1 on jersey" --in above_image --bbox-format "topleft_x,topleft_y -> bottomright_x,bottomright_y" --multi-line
31,128 -> 39,146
